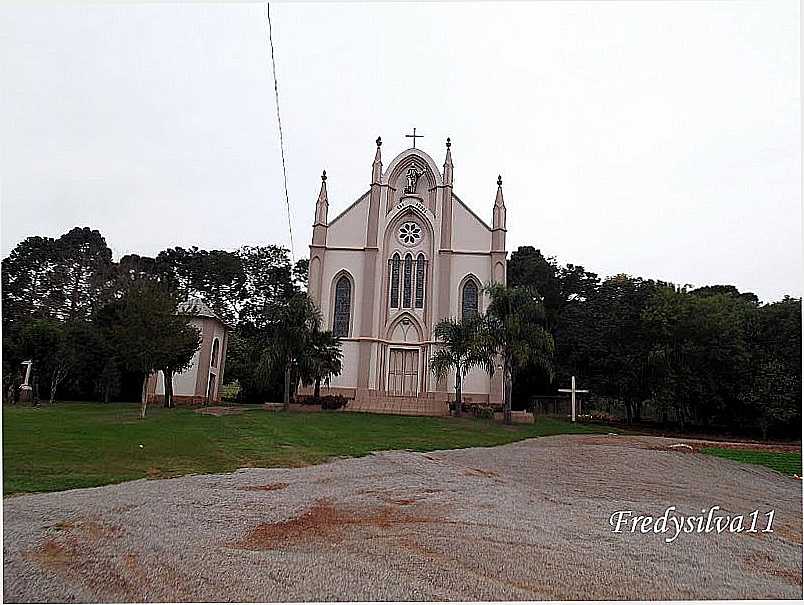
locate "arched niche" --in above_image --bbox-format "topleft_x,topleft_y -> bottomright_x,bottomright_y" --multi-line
383,149 -> 443,194
385,311 -> 424,343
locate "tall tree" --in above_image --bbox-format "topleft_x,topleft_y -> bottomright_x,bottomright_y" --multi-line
485,284 -> 555,424
237,245 -> 298,326
739,359 -> 798,440
19,320 -> 84,405
96,280 -> 199,418
300,329 -> 343,400
430,316 -> 495,416
257,293 -> 321,404
2,236 -> 62,326
155,247 -> 246,325
54,227 -> 114,320
159,325 -> 202,408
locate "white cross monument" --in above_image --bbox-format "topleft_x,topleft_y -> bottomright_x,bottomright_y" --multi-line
558,376 -> 588,422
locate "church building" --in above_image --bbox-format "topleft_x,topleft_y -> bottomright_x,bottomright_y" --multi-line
306,135 -> 507,415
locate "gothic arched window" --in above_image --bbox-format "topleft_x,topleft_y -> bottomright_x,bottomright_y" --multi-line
390,254 -> 400,308
462,279 -> 479,321
210,338 -> 220,367
403,254 -> 413,308
415,254 -> 425,309
333,275 -> 351,337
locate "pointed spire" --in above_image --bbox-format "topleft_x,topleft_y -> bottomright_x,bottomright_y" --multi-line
443,137 -> 453,186
493,174 -> 506,231
314,169 -> 328,225
372,136 -> 383,184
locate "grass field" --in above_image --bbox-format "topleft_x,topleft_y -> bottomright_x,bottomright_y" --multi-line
2,402 -> 615,495
701,447 -> 802,476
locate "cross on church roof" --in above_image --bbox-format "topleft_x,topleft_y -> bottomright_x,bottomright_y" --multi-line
405,127 -> 423,148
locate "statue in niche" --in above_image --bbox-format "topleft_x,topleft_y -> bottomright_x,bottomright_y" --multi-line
403,164 -> 425,194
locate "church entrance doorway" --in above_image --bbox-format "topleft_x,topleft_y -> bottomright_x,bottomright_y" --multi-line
388,348 -> 419,396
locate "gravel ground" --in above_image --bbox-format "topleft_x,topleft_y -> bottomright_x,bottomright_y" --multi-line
3,434 -> 802,602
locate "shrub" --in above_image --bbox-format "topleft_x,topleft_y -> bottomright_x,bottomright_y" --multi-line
577,410 -> 618,424
319,395 -> 348,410
464,403 -> 495,419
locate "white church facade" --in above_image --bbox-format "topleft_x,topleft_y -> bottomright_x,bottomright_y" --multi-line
305,136 -> 507,414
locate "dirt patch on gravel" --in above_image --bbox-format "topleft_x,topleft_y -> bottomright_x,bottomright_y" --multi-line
230,498 -> 441,550
463,467 -> 499,478
240,482 -> 289,492
774,523 -> 803,545
24,539 -> 72,570
743,552 -> 803,587
24,519 -> 123,576
46,519 -> 122,541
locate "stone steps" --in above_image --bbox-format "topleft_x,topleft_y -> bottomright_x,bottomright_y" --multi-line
345,397 -> 450,417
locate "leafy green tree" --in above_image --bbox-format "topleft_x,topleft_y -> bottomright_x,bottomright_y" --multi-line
2,236 -> 62,326
508,246 -> 598,400
293,258 -> 310,291
237,245 -> 299,326
257,293 -> 321,404
581,275 -> 664,423
155,247 -> 246,325
691,284 -> 760,305
642,286 -> 754,427
56,319 -> 119,403
430,316 -> 495,416
54,227 -> 114,320
739,358 -> 798,440
750,296 -> 801,375
19,320 -> 84,405
741,296 -> 801,437
96,280 -> 199,417
159,325 -> 203,409
118,254 -> 164,283
484,284 -> 555,424
508,246 -> 598,331
300,329 -> 343,399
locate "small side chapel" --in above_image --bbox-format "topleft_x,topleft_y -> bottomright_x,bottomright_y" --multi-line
305,135 -> 507,414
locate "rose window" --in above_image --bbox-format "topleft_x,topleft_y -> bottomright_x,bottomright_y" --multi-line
398,221 -> 422,246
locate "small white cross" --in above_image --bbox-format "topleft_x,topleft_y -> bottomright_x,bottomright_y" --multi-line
558,375 -> 589,422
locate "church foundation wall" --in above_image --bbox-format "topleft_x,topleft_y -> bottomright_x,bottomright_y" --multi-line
146,394 -> 219,406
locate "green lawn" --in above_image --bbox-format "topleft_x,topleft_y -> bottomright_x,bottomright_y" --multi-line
702,447 -> 802,476
3,403 -> 613,495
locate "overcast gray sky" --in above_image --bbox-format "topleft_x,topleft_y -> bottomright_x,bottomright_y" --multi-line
1,2 -> 800,302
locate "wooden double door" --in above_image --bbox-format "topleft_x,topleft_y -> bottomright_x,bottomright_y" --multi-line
388,348 -> 419,396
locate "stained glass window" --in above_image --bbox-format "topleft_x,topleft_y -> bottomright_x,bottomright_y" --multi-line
390,254 -> 400,308
415,254 -> 425,309
403,254 -> 413,308
333,275 -> 351,337
462,280 -> 479,321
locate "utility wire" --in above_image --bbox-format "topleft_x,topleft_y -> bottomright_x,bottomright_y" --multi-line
266,2 -> 294,262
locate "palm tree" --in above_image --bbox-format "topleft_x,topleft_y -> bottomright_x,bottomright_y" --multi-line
430,315 -> 495,416
484,283 -> 555,424
301,329 -> 343,400
259,293 -> 321,404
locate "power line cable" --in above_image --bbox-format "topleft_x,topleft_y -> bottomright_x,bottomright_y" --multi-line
265,2 -> 294,262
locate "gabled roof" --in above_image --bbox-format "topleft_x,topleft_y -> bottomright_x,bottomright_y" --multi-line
178,297 -> 222,322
